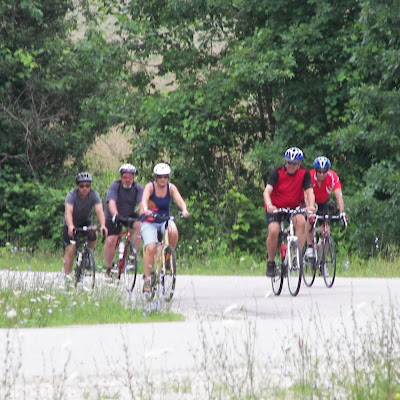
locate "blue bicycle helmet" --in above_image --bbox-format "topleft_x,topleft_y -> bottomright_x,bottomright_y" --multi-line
284,147 -> 304,162
313,156 -> 331,170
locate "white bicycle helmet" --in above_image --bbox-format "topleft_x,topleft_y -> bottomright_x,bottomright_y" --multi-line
119,163 -> 137,174
313,156 -> 331,170
75,172 -> 92,183
153,163 -> 171,175
284,147 -> 304,162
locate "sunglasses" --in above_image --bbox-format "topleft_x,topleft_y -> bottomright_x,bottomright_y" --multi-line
156,175 -> 169,179
286,161 -> 299,166
78,183 -> 91,188
316,169 -> 328,174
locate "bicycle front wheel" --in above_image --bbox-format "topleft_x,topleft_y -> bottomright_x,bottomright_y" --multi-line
78,248 -> 96,290
287,240 -> 303,296
161,246 -> 176,301
123,241 -> 138,292
321,235 -> 336,288
271,237 -> 284,296
302,243 -> 316,287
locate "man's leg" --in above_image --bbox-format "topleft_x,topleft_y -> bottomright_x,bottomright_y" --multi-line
294,214 -> 307,249
63,244 -> 76,275
266,221 -> 279,277
104,235 -> 118,274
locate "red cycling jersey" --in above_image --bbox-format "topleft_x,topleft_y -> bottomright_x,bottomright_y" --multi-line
268,165 -> 312,209
310,169 -> 341,204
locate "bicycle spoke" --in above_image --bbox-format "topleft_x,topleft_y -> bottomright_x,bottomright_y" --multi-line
302,243 -> 316,287
271,238 -> 284,295
123,241 -> 138,293
287,241 -> 302,296
161,246 -> 176,301
322,236 -> 336,288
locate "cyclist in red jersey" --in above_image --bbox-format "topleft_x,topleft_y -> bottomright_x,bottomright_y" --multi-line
304,156 -> 348,258
263,147 -> 316,277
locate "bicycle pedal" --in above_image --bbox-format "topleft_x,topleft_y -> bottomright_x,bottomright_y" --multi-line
125,264 -> 134,271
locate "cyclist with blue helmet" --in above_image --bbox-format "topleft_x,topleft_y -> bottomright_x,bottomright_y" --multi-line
304,156 -> 347,258
63,172 -> 107,278
263,147 -> 316,277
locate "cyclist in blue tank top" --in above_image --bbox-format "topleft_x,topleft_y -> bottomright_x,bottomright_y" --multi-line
140,163 -> 189,293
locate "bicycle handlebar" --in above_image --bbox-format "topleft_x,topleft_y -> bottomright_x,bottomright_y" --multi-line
273,207 -> 307,215
310,214 -> 347,232
74,226 -> 100,233
149,213 -> 187,221
117,216 -> 140,227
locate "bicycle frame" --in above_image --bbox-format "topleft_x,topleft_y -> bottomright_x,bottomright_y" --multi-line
146,213 -> 181,301
303,214 -> 344,288
111,217 -> 139,292
272,207 -> 304,297
71,226 -> 98,290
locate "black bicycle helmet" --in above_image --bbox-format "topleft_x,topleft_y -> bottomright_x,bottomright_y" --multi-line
75,172 -> 93,184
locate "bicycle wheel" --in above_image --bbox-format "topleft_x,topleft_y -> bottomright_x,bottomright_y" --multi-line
77,248 -> 96,290
271,238 -> 284,296
74,251 -> 83,288
161,246 -> 176,301
321,235 -> 336,288
123,241 -> 138,292
287,240 -> 303,296
302,243 -> 316,287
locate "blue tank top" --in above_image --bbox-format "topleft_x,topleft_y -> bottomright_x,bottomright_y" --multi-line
144,182 -> 171,223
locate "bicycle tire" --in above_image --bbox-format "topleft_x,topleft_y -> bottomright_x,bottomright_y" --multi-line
321,235 -> 336,288
74,251 -> 83,288
271,237 -> 284,296
161,246 -> 176,301
76,248 -> 96,290
302,243 -> 316,287
123,241 -> 138,292
287,240 -> 303,296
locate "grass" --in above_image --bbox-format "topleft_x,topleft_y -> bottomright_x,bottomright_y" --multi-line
1,242 -> 399,278
0,267 -> 183,329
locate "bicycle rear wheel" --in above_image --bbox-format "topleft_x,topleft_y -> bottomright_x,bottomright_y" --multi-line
321,235 -> 336,288
76,248 -> 96,290
287,240 -> 302,296
123,241 -> 138,292
161,246 -> 176,301
302,243 -> 316,287
271,237 -> 284,296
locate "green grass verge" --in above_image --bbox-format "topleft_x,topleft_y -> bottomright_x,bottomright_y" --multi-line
0,274 -> 183,328
1,243 -> 399,278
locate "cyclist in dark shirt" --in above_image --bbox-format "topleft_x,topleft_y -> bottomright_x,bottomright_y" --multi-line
263,147 -> 316,277
63,172 -> 107,277
103,164 -> 144,276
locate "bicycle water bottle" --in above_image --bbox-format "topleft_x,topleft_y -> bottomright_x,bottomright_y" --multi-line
77,252 -> 82,265
118,242 -> 125,260
280,243 -> 287,260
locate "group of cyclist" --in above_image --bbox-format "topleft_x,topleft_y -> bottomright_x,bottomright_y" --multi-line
62,163 -> 189,293
263,147 -> 347,277
63,147 -> 346,290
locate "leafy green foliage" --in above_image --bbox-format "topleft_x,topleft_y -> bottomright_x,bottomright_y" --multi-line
2,0 -> 400,259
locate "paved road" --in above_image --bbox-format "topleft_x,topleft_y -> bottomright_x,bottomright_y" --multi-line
1,274 -> 400,399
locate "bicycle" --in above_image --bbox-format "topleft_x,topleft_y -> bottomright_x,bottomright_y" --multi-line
110,216 -> 139,293
146,213 -> 182,302
270,207 -> 304,297
70,226 -> 99,290
302,214 -> 347,288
